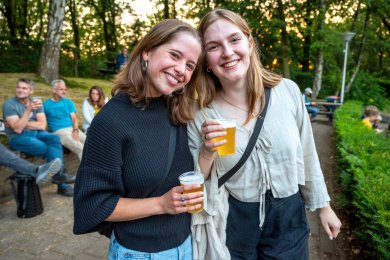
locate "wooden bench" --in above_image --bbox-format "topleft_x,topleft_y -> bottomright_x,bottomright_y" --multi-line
313,100 -> 342,122
98,60 -> 117,76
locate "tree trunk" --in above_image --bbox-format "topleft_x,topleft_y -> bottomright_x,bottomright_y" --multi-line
345,7 -> 370,93
312,0 -> 327,98
68,0 -> 80,77
277,0 -> 290,78
3,0 -> 17,44
172,0 -> 176,19
164,0 -> 169,19
38,0 -> 65,83
301,1 -> 314,72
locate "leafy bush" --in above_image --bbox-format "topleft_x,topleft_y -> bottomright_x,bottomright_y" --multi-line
346,72 -> 390,110
334,101 -> 390,259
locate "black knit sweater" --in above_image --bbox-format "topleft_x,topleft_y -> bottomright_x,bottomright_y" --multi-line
73,92 -> 194,252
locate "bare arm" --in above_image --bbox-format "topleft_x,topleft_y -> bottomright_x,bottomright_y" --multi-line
26,112 -> 47,130
5,100 -> 38,133
70,112 -> 80,140
106,184 -> 203,221
198,119 -> 226,179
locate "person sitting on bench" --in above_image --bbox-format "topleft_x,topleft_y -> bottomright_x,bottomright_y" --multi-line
0,143 -> 61,185
2,78 -> 75,197
303,87 -> 319,121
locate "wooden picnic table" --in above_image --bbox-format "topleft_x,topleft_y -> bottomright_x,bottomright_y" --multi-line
313,100 -> 343,122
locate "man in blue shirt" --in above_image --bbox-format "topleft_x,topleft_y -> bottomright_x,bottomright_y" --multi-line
115,47 -> 129,71
2,78 -> 75,196
303,87 -> 319,121
44,80 -> 86,161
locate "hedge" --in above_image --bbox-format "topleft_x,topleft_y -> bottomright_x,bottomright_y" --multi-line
334,101 -> 390,259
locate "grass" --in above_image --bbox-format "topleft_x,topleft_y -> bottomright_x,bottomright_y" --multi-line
0,73 -> 114,128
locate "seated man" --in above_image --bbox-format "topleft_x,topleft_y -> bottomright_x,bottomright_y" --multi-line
115,47 -> 129,71
2,78 -> 75,196
44,79 -> 86,161
0,143 -> 61,185
303,87 -> 319,121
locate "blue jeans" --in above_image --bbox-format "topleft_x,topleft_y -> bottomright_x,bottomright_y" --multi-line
0,143 -> 36,176
8,130 -> 63,164
306,106 -> 319,118
226,191 -> 309,260
108,232 -> 192,260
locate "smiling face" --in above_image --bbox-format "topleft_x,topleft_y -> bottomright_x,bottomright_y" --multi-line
203,18 -> 253,88
16,81 -> 32,99
142,32 -> 201,97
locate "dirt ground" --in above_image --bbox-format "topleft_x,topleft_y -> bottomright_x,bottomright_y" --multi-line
0,114 -> 364,260
310,116 -> 365,260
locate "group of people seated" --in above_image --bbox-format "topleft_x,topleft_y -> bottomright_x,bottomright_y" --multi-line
1,78 -> 108,197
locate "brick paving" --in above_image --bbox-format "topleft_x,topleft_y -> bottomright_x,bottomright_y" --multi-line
0,115 -> 347,259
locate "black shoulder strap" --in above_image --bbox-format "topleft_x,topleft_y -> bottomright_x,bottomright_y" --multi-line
218,87 -> 271,188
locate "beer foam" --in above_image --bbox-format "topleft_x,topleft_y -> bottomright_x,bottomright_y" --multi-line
217,119 -> 236,128
179,172 -> 204,184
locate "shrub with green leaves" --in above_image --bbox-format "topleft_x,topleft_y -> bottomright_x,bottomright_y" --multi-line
334,101 -> 390,259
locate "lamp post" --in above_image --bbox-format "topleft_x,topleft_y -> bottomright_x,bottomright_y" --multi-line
340,32 -> 355,103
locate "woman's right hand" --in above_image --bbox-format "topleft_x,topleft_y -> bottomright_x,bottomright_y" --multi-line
201,119 -> 227,153
158,184 -> 204,214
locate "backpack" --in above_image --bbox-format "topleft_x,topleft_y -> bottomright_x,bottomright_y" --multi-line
9,173 -> 44,218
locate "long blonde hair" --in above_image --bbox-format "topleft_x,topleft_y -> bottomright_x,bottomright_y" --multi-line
197,9 -> 282,123
112,19 -> 202,124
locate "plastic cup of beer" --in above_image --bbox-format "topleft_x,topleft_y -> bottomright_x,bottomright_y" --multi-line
212,119 -> 236,156
31,96 -> 42,104
178,171 -> 204,214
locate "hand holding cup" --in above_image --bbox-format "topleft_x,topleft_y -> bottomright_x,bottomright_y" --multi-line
201,119 -> 236,156
31,96 -> 42,110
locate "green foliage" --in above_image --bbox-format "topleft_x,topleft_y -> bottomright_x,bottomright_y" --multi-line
334,101 -> 390,259
0,37 -> 42,73
347,72 -> 390,110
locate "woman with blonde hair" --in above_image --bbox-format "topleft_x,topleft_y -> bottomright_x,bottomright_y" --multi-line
82,85 -> 108,132
188,9 -> 341,259
74,19 -> 203,259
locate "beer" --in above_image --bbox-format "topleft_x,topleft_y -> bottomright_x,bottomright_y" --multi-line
212,119 -> 236,156
178,171 -> 204,214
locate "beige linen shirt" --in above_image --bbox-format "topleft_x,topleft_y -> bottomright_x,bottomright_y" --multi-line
188,79 -> 330,259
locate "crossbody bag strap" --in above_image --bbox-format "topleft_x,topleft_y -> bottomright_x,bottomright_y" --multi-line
218,87 -> 271,188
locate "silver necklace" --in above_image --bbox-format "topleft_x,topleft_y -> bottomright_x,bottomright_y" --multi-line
220,93 -> 249,113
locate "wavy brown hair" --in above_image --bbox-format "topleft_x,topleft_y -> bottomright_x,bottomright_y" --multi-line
197,9 -> 282,123
88,85 -> 106,108
112,19 -> 202,124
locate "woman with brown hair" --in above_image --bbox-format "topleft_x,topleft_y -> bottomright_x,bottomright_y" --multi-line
82,85 -> 108,132
188,9 -> 341,259
73,19 -> 203,259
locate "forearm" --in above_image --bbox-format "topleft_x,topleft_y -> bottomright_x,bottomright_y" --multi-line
26,120 -> 46,130
10,110 -> 31,133
198,144 -> 215,180
105,197 -> 164,222
71,116 -> 79,130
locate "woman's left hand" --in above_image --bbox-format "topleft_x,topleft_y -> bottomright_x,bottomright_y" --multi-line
158,185 -> 204,215
319,204 -> 342,240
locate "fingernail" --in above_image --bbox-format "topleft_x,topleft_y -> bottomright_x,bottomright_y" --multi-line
329,236 -> 333,240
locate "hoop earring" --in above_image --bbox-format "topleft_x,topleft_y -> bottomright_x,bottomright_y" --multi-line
142,60 -> 148,72
174,87 -> 185,95
206,67 -> 211,73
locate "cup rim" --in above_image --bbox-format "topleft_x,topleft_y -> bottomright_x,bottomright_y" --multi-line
215,118 -> 236,127
179,171 -> 204,184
